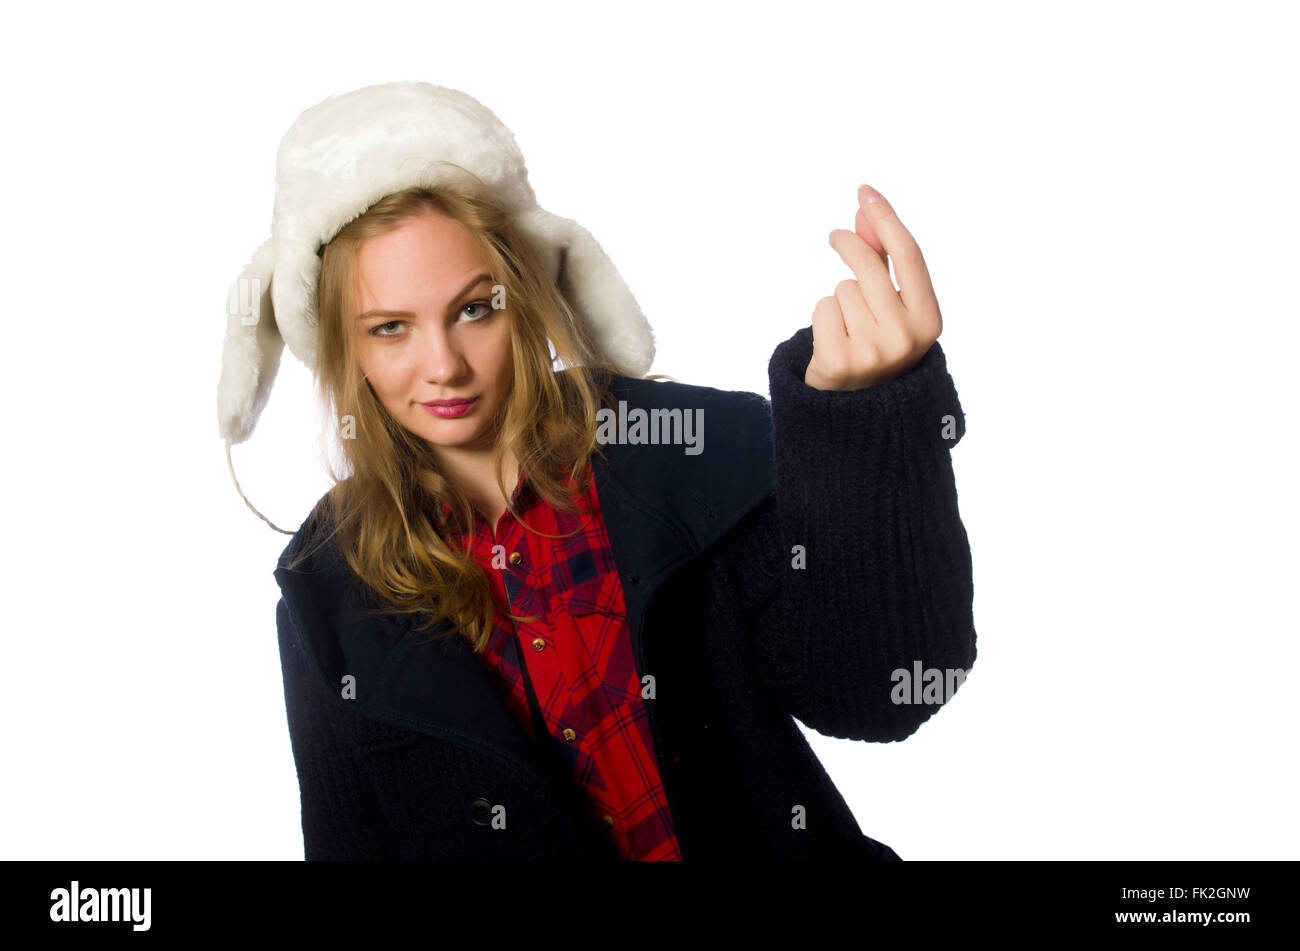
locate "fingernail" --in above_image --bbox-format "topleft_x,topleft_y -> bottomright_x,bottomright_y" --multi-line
859,184 -> 882,205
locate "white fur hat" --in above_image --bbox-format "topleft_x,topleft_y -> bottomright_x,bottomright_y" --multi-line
217,80 -> 656,445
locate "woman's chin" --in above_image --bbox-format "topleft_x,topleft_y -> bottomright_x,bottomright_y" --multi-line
419,424 -> 492,452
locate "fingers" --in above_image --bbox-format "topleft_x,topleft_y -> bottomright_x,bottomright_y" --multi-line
829,227 -> 903,325
835,278 -> 914,363
853,204 -> 886,260
834,276 -> 876,332
810,294 -> 849,353
806,185 -> 946,390
856,185 -> 939,318
808,288 -> 909,390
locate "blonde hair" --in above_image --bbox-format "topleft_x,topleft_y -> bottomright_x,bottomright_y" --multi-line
275,163 -> 667,653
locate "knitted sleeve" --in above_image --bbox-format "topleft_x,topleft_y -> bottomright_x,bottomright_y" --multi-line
275,596 -> 402,859
738,325 -> 977,741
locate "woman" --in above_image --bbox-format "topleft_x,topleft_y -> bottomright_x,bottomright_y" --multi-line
221,82 -> 975,861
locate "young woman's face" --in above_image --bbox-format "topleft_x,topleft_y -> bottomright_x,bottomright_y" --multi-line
352,209 -> 512,454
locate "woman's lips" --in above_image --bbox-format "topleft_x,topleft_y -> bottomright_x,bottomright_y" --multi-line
420,397 -> 478,418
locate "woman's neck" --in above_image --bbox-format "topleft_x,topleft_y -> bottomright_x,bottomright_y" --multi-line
435,446 -> 521,528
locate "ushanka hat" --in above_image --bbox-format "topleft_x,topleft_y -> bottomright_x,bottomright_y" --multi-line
217,80 -> 656,450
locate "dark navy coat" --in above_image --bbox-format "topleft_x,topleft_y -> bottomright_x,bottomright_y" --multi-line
273,327 -> 975,860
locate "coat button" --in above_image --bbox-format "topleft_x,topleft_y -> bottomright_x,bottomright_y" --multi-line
469,797 -> 493,826
508,551 -> 522,565
562,727 -> 577,742
601,814 -> 616,827
531,637 -> 546,651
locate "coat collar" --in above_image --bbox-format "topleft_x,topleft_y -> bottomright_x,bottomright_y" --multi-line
273,373 -> 774,772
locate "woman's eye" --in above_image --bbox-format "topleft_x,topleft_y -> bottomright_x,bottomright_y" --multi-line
461,300 -> 493,322
369,320 -> 403,338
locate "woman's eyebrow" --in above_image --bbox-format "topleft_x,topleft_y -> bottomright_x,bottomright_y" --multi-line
356,272 -> 493,321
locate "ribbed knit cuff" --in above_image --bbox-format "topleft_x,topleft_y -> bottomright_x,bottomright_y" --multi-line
769,326 -> 964,451
767,325 -> 964,546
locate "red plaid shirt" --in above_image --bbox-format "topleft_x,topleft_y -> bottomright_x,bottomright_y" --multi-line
439,461 -> 683,861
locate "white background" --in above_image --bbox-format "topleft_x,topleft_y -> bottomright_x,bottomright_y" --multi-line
2,0 -> 1296,860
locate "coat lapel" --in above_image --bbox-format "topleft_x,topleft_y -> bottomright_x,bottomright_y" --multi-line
273,374 -> 775,770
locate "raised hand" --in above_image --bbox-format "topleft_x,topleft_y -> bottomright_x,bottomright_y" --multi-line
804,184 -> 943,391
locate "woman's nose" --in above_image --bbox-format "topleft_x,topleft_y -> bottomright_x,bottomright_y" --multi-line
418,326 -> 467,380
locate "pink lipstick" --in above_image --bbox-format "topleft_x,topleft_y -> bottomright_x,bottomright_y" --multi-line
420,397 -> 478,418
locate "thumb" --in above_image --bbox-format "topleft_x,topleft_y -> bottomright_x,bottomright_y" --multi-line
854,204 -> 887,259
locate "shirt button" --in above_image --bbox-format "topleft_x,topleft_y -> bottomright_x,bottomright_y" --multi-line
562,727 -> 577,742
508,551 -> 522,565
602,814 -> 616,828
531,637 -> 546,651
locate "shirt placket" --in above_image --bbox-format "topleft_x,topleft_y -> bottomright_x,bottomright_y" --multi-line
501,482 -> 622,836
494,490 -> 572,760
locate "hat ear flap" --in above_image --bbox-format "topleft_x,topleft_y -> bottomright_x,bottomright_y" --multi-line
514,208 -> 655,377
218,236 -> 284,444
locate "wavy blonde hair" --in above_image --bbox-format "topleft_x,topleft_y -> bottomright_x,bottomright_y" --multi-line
283,164 -> 664,653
